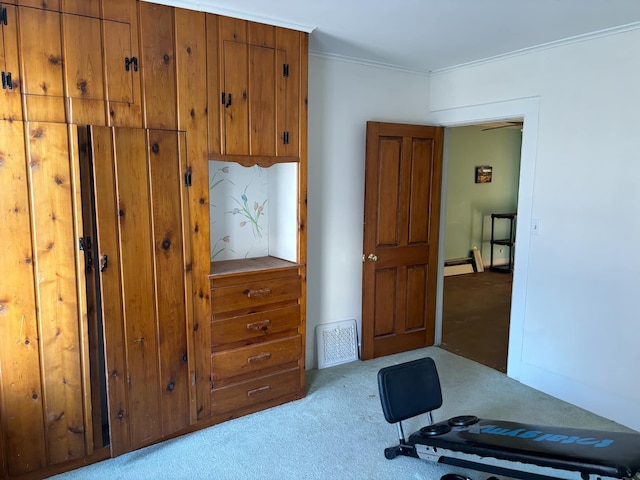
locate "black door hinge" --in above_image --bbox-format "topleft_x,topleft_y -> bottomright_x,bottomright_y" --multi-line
124,57 -> 138,72
79,237 -> 92,251
0,7 -> 8,26
184,171 -> 192,187
283,131 -> 290,145
1,72 -> 12,90
283,63 -> 289,78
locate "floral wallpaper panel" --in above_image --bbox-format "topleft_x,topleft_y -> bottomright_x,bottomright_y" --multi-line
209,161 -> 269,261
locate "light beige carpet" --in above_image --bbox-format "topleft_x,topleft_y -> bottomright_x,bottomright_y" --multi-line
49,347 -> 634,480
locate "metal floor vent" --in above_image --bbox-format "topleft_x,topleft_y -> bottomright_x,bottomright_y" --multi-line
316,319 -> 358,369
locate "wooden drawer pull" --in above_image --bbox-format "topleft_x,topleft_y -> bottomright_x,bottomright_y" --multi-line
247,352 -> 271,364
246,319 -> 271,331
247,385 -> 271,398
245,288 -> 272,299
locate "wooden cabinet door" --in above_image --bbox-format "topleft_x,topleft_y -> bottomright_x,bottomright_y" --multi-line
221,38 -> 249,155
85,126 -> 192,456
62,12 -> 106,125
0,120 -> 92,475
275,27 -> 301,158
16,5 -> 66,122
217,17 -> 300,161
0,3 -> 22,120
62,12 -> 137,126
139,2 -> 177,130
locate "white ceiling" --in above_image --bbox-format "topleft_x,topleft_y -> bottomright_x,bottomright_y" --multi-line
164,0 -> 640,73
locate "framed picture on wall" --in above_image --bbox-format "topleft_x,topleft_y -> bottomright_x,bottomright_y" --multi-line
475,165 -> 493,183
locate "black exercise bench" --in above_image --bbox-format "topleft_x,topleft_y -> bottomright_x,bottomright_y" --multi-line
377,357 -> 640,480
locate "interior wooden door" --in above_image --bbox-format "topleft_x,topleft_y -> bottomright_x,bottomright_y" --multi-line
361,121 -> 443,359
82,126 -> 193,456
0,120 -> 92,475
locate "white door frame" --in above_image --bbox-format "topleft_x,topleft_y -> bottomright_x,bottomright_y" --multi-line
430,96 -> 540,380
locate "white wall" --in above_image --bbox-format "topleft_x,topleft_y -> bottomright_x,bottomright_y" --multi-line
430,27 -> 640,431
306,56 -> 430,368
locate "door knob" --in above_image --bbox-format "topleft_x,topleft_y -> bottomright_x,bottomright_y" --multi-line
367,253 -> 378,262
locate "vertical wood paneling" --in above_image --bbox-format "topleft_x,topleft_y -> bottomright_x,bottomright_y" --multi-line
101,0 -> 130,22
219,16 -> 248,156
61,0 -> 100,16
139,2 -> 177,130
18,6 -> 66,122
248,45 -> 276,156
104,0 -> 143,127
103,20 -> 133,104
113,128 -> 161,449
17,0 -> 60,10
27,122 -> 86,465
276,28 -> 300,158
222,40 -> 248,155
206,14 -> 221,157
297,32 -> 309,387
147,129 -> 190,435
248,22 -> 274,48
1,4 -> 24,121
176,8 -> 210,421
62,13 -> 106,125
0,120 -> 47,475
76,126 -> 104,452
0,417 -> 6,478
89,126 -> 131,456
67,124 -> 95,456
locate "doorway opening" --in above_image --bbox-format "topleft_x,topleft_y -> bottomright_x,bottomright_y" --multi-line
440,121 -> 523,372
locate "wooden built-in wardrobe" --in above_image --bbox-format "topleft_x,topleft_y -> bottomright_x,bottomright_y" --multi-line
0,1 -> 308,477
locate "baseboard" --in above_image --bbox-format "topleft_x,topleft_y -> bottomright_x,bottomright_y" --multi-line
517,362 -> 640,432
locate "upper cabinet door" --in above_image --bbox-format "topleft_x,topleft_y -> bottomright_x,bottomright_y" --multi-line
17,6 -> 66,122
61,12 -> 106,125
139,2 -> 178,130
0,3 -> 23,120
222,39 -> 249,155
62,12 -> 137,126
217,17 -> 302,162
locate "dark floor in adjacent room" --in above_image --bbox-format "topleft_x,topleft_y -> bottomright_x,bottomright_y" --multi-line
441,270 -> 512,373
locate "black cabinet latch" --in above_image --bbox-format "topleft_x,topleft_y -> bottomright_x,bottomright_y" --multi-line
100,254 -> 108,272
0,7 -> 8,26
125,57 -> 138,72
221,92 -> 232,108
1,72 -> 12,90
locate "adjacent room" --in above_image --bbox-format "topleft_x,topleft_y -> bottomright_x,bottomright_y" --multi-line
1,1 -> 640,479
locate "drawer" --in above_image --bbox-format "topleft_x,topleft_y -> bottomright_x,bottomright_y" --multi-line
210,274 -> 301,314
212,305 -> 300,346
211,367 -> 301,414
211,335 -> 301,381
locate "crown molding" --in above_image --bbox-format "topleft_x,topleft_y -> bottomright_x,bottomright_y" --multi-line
430,21 -> 640,76
141,0 -> 316,33
308,51 -> 430,77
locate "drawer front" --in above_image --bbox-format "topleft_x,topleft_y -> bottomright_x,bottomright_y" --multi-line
210,275 -> 301,314
211,367 -> 300,413
212,305 -> 300,346
211,335 -> 301,381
